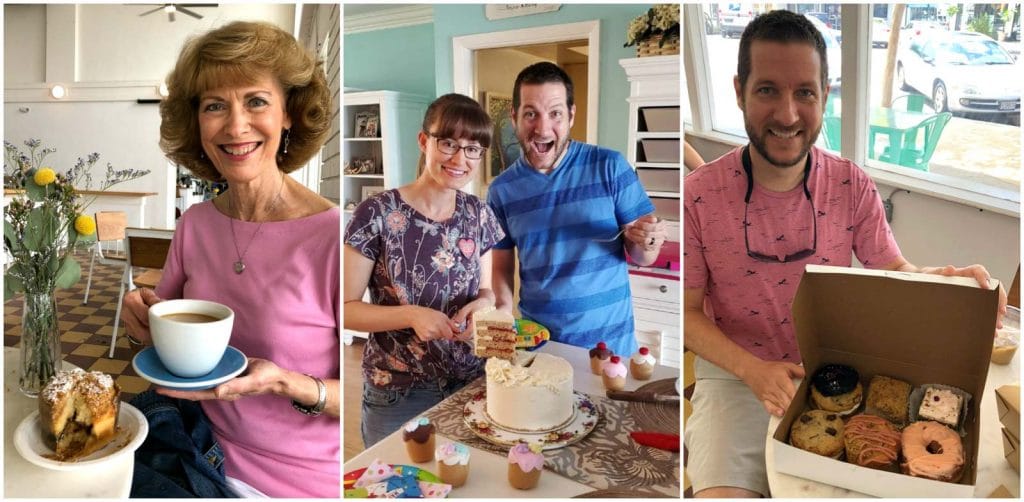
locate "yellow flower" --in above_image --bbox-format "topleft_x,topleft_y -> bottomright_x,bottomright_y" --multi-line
74,214 -> 96,235
33,167 -> 56,186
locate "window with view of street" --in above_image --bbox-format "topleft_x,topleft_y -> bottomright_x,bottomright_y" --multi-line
689,3 -> 1021,200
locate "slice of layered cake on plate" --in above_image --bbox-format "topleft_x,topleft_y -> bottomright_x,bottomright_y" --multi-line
472,307 -> 517,359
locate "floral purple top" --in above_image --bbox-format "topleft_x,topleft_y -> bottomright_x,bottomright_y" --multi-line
345,189 -> 504,391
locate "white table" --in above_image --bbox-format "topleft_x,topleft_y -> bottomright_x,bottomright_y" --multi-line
344,341 -> 681,497
4,347 -> 133,498
765,349 -> 1021,497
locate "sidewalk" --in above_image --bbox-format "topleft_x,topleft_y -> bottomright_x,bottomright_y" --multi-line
928,115 -> 1021,192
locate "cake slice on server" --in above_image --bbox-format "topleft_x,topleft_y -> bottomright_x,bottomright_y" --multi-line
471,307 -> 517,359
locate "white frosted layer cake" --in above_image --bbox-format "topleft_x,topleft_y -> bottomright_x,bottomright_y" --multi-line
485,352 -> 574,431
472,307 -> 516,359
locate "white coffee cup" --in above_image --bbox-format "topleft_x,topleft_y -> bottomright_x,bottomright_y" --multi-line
148,299 -> 234,378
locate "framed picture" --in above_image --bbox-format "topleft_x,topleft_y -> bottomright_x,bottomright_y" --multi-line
361,185 -> 385,201
483,92 -> 521,183
354,111 -> 380,138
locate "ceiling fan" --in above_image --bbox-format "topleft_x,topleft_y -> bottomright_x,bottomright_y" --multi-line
138,4 -> 217,22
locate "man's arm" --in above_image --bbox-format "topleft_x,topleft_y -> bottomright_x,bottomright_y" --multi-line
492,248 -> 516,314
684,287 -> 805,416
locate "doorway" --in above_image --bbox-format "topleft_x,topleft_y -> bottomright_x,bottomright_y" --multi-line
452,21 -> 601,196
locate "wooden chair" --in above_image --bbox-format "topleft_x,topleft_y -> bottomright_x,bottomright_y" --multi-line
83,211 -> 127,304
110,227 -> 173,358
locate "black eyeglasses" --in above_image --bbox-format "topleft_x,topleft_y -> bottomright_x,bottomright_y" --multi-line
428,133 -> 487,160
742,147 -> 817,263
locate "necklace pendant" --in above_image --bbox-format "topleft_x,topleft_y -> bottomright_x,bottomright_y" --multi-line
234,261 -> 246,274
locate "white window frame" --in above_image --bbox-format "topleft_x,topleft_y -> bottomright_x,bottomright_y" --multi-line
683,4 -> 1020,218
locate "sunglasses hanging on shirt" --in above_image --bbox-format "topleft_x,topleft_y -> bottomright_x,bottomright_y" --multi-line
741,146 -> 817,263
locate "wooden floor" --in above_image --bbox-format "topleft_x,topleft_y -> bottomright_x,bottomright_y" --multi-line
343,337 -> 365,462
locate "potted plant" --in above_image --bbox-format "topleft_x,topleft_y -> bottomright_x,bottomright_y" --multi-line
624,4 -> 680,57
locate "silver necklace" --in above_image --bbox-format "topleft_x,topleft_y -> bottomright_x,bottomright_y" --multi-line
228,174 -> 285,274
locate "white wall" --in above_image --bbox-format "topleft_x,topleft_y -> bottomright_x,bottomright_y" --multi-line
4,4 -> 296,229
685,136 -> 1020,286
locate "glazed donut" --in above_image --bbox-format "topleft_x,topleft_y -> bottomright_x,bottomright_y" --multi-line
810,364 -> 863,415
900,420 -> 965,482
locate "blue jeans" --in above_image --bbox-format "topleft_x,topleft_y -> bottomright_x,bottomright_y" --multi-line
129,391 -> 238,498
360,379 -> 470,448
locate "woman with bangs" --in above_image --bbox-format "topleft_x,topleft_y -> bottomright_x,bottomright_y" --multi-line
344,93 -> 504,447
121,21 -> 340,497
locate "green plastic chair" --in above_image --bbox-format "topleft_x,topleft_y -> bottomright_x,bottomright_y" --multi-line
821,115 -> 842,152
879,112 -> 952,171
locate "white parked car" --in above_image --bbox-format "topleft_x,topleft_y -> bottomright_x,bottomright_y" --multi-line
804,14 -> 843,90
896,31 -> 1020,119
720,3 -> 755,38
872,18 -> 891,48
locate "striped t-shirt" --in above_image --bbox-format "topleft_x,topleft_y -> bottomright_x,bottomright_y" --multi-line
487,141 -> 654,356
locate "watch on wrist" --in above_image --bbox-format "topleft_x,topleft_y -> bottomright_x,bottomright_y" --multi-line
292,374 -> 327,416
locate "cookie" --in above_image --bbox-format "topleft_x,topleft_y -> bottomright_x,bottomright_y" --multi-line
865,375 -> 912,424
790,410 -> 845,459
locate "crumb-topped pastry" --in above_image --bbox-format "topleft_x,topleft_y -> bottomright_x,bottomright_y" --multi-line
866,375 -> 912,424
38,369 -> 120,460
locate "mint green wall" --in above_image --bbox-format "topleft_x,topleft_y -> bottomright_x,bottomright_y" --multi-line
432,4 -> 652,154
344,23 -> 436,97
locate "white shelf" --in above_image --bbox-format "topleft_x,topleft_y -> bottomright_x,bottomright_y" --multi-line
637,131 -> 680,140
342,90 -> 430,209
636,162 -> 679,169
648,191 -> 680,198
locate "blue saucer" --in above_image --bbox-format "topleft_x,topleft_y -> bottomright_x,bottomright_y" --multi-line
132,346 -> 248,390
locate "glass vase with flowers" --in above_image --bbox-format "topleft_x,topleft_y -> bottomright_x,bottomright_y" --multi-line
4,139 -> 150,396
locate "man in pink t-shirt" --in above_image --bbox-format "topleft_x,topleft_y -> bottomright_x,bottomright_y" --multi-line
683,10 -> 1005,498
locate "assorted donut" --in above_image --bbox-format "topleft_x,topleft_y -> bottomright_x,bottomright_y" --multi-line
789,363 -> 969,483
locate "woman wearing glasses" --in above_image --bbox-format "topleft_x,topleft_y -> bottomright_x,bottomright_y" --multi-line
344,94 -> 504,447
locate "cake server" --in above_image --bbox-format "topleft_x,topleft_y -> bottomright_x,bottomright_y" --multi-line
606,389 -> 680,403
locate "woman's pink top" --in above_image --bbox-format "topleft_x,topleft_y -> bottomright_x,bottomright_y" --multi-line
156,201 -> 340,498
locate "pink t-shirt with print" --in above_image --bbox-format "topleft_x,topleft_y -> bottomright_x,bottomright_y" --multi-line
684,146 -> 901,363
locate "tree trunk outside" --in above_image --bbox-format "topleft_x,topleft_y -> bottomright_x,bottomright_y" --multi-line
881,5 -> 907,108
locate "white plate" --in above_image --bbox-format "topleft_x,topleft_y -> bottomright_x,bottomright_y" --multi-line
14,402 -> 148,471
463,390 -> 599,450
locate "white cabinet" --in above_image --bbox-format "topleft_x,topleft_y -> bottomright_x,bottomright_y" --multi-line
343,90 -> 429,342
621,55 -> 681,369
620,55 -> 681,223
630,272 -> 681,369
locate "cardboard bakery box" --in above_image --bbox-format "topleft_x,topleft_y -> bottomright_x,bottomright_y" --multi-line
994,383 -> 1020,440
1000,427 -> 1019,474
772,265 -> 999,498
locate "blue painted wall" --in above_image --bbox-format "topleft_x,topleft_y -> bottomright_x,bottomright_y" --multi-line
432,4 -> 652,154
344,23 -> 436,97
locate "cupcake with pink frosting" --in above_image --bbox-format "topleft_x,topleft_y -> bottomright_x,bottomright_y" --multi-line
601,355 -> 628,390
507,442 -> 544,489
435,441 -> 470,487
630,346 -> 656,380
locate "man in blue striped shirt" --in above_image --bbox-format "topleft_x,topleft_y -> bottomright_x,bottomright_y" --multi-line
488,62 -> 667,356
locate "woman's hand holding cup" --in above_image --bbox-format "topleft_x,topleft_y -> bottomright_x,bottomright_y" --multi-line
122,287 -> 164,344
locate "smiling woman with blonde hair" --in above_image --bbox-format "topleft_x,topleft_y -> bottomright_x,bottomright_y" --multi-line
121,21 -> 340,498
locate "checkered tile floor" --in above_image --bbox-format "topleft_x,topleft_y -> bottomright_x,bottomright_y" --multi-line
4,252 -> 152,401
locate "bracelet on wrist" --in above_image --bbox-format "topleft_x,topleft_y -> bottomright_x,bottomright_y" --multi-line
292,374 -> 327,416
